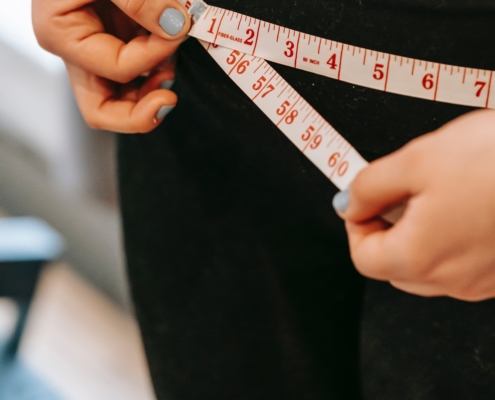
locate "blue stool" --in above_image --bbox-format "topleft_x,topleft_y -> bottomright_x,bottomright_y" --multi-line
0,218 -> 63,359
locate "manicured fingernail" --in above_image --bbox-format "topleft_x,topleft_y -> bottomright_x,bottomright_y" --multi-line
159,8 -> 186,36
189,1 -> 207,21
160,80 -> 175,90
332,189 -> 350,213
156,105 -> 175,120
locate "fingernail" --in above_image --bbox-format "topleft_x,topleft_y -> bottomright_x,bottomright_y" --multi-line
332,189 -> 350,213
159,8 -> 186,36
156,105 -> 175,120
160,80 -> 175,90
189,1 -> 207,21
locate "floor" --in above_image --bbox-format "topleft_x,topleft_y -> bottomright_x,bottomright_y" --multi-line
0,264 -> 156,400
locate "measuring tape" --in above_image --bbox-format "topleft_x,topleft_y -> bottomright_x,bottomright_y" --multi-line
176,0 -> 488,219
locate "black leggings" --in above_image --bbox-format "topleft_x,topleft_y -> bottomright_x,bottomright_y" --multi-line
118,1 -> 495,398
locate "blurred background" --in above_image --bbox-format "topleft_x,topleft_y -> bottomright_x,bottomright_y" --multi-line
0,1 -> 155,399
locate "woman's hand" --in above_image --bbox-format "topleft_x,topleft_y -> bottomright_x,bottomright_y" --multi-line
33,0 -> 191,133
334,110 -> 495,301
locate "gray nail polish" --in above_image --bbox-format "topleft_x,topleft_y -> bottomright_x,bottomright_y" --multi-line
189,1 -> 207,21
156,105 -> 175,120
159,8 -> 186,36
160,80 -> 175,90
332,189 -> 350,213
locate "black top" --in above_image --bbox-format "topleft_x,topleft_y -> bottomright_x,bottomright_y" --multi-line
183,0 -> 495,158
118,2 -> 495,399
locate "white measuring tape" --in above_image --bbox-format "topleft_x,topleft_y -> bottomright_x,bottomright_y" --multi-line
176,1 -> 487,219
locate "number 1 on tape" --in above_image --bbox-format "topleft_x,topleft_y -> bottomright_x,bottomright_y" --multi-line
180,0 -> 493,219
184,1 -> 369,190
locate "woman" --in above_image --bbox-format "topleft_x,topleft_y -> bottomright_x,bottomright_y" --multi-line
33,0 -> 495,398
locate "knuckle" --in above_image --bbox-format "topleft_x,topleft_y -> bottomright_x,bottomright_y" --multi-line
122,0 -> 147,17
351,259 -> 375,279
350,170 -> 369,201
350,251 -> 383,280
350,253 -> 366,275
126,114 -> 148,134
400,138 -> 428,170
82,112 -> 102,130
113,71 -> 134,84
404,255 -> 429,279
395,236 -> 432,280
454,292 -> 483,302
128,120 -> 141,134
33,23 -> 55,53
349,248 -> 367,275
453,283 -> 486,302
113,54 -> 140,83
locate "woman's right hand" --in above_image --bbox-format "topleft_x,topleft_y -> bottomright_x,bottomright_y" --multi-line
33,0 -> 191,133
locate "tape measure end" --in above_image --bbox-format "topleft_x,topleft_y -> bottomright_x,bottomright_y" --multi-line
188,1 -> 207,22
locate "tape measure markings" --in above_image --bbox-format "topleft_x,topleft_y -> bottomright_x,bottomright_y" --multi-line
180,1 -> 491,222
198,39 -> 368,190
189,5 -> 495,109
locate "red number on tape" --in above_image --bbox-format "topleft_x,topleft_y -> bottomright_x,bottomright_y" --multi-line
277,101 -> 290,115
328,152 -> 340,168
338,162 -> 349,176
327,54 -> 338,70
285,110 -> 298,124
245,29 -> 255,46
422,73 -> 434,90
302,126 -> 315,141
261,84 -> 275,98
208,18 -> 217,34
475,81 -> 487,97
310,135 -> 322,149
373,64 -> 385,81
285,41 -> 295,58
226,50 -> 241,65
253,76 -> 267,91
236,60 -> 250,74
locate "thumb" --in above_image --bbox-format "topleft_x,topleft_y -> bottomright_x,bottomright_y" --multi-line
111,0 -> 192,40
333,149 -> 415,223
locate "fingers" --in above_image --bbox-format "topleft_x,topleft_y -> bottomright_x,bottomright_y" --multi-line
345,219 -> 396,281
344,148 -> 418,223
33,0 -> 186,82
138,69 -> 175,98
389,280 -> 444,298
66,63 -> 177,133
110,0 -> 191,39
69,30 -> 182,83
346,216 -> 432,284
338,146 -> 425,281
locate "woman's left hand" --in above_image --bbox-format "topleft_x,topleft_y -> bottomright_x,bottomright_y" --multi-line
335,110 -> 495,301
33,0 -> 192,133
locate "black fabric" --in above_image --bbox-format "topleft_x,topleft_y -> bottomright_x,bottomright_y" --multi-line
118,1 -> 495,399
367,0 -> 495,13
361,283 -> 495,400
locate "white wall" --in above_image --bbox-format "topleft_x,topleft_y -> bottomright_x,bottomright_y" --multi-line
0,1 -> 130,309
0,0 -> 88,194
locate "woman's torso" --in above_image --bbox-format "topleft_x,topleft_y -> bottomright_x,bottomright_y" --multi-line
119,2 -> 495,399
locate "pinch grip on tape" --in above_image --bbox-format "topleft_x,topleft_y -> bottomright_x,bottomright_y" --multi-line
188,1 -> 207,21
187,2 -> 495,109
382,203 -> 407,224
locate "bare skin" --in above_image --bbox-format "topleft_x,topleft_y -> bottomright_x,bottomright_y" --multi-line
33,1 -> 495,301
32,0 -> 191,133
340,110 -> 495,302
